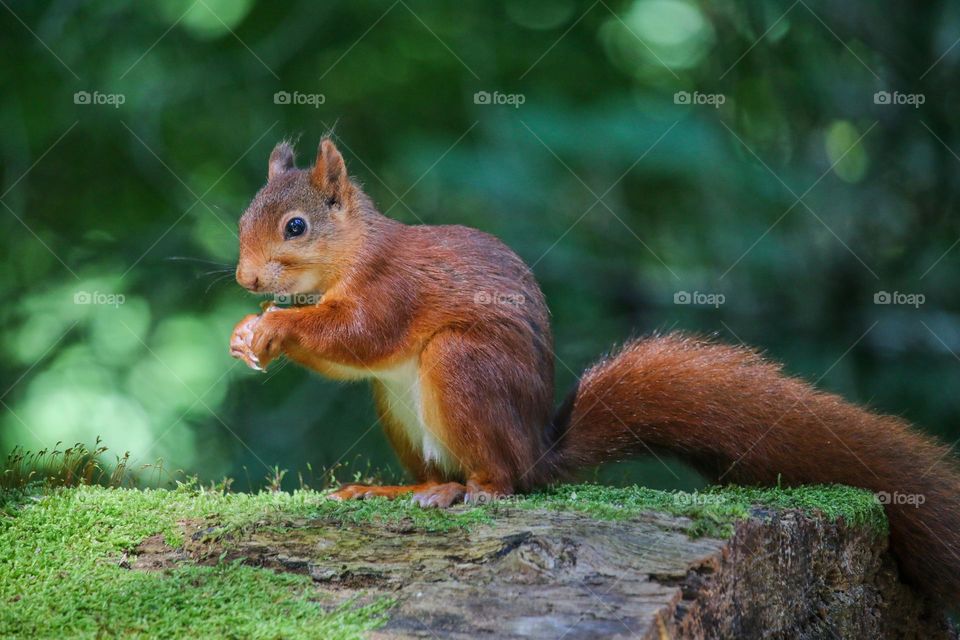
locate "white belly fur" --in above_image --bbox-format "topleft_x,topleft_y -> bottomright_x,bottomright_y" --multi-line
325,358 -> 458,473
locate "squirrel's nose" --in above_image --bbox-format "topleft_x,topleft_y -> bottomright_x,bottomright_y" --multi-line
236,268 -> 260,292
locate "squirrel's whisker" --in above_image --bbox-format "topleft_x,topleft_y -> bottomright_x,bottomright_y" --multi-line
204,273 -> 235,294
166,256 -> 233,267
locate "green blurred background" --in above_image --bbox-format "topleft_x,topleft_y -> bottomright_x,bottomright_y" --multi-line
2,0 -> 959,490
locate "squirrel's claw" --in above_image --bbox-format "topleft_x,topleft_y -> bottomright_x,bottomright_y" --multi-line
248,312 -> 285,369
229,344 -> 264,371
246,353 -> 265,372
229,313 -> 267,371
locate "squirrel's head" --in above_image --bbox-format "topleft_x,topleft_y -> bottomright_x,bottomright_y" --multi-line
236,138 -> 363,296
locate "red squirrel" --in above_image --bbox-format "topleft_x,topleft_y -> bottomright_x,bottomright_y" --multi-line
231,137 -> 960,604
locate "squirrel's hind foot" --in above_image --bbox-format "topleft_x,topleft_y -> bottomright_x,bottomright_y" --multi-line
328,481 -> 467,508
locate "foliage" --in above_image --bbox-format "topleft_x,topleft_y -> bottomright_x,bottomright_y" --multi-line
1,439 -> 130,493
1,1 -> 959,488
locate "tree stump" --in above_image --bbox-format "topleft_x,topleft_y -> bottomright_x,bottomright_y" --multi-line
134,502 -> 952,639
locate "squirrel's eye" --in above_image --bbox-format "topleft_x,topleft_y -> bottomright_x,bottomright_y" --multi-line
284,217 -> 306,239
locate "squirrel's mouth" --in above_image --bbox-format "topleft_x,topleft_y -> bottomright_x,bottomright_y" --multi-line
266,271 -> 326,304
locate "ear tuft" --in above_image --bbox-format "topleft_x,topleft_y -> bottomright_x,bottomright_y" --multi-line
268,141 -> 296,180
311,138 -> 352,200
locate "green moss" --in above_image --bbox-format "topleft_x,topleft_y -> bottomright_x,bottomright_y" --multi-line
310,494 -> 492,532
0,486 -> 393,639
517,483 -> 888,538
0,482 -> 887,637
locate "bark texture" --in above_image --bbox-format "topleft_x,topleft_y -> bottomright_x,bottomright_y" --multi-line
133,506 -> 953,639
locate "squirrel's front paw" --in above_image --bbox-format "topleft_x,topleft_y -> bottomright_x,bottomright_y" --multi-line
230,313 -> 263,370
248,310 -> 288,369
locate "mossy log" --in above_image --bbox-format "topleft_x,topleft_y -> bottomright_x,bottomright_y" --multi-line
133,501 -> 950,639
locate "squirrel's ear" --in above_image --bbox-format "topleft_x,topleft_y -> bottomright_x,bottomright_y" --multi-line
268,142 -> 296,180
311,138 -> 352,200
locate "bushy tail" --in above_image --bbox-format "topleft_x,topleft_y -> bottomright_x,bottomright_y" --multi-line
546,333 -> 960,604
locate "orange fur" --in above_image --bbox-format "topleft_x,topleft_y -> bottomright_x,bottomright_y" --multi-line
231,138 -> 960,604
548,334 -> 960,604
